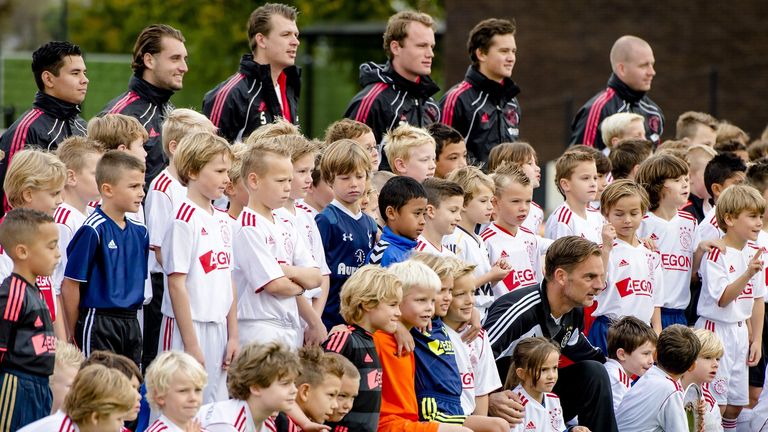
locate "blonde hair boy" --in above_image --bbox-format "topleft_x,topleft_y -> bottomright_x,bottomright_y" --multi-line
161,108 -> 217,159
63,364 -> 138,429
384,124 -> 436,182
87,113 -> 148,160
50,341 -> 85,413
174,131 -> 233,187
339,265 -> 402,325
245,118 -> 301,144
145,351 -> 207,430
224,142 -> 251,219
3,148 -> 66,211
600,112 -> 645,149
715,184 -> 766,232
325,119 -> 379,171
675,111 -> 718,147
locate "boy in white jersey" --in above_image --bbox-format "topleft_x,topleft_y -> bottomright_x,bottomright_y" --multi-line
302,152 -> 334,217
145,108 -> 216,368
616,324 -> 700,432
603,316 -> 657,412
233,136 -> 323,349
145,351 -> 207,432
417,178 -> 463,257
159,131 -> 237,403
19,364 -> 138,432
442,260 -> 502,416
198,342 -> 300,432
545,150 -> 604,246
693,152 -> 747,251
444,167 -> 510,315
568,144 -> 612,211
636,153 -> 703,328
486,142 -> 543,234
696,184 -> 766,430
682,328 -> 724,432
481,163 -> 541,297
589,179 -> 663,354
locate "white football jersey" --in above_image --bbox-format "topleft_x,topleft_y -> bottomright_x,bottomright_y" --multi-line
698,243 -> 765,323
445,326 -> 502,415
480,223 -> 541,298
161,199 -> 234,323
758,230 -> 768,304
296,199 -> 320,218
639,211 -> 697,309
683,383 -> 722,432
147,415 -> 197,432
233,206 -> 317,327
594,238 -> 663,324
616,366 -> 688,432
544,202 -> 604,246
52,203 -> 87,294
521,201 -> 544,235
444,226 -> 495,313
18,411 -> 78,432
510,385 -> 565,432
198,399 -> 276,432
146,168 -> 187,272
290,203 -> 331,275
693,206 -> 723,255
415,235 -> 457,257
604,358 -> 632,412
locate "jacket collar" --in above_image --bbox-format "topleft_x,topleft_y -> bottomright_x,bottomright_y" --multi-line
381,226 -> 419,249
607,73 -> 645,104
465,66 -> 520,99
33,92 -> 81,119
238,54 -> 301,84
128,74 -> 174,106
369,62 -> 439,98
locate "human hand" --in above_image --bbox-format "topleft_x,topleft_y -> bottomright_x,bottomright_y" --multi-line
304,323 -> 329,346
394,322 -> 415,356
488,390 -> 525,425
222,339 -> 239,370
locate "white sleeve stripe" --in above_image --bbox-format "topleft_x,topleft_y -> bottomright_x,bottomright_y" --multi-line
486,290 -> 541,347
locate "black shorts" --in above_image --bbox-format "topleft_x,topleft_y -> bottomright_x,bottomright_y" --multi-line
141,272 -> 165,371
76,308 -> 142,367
749,304 -> 768,387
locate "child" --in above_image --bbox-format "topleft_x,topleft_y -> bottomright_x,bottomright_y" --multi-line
603,316 -> 658,412
49,341 -> 84,414
323,265 -> 402,432
158,131 -> 237,403
608,138 -> 653,180
636,153 -> 700,328
86,113 -> 149,181
79,350 -> 143,428
683,144 -> 718,222
18,364 -> 139,432
696,184 -> 766,430
223,142 -> 250,221
749,139 -> 768,162
504,337 -> 581,432
442,260 -> 502,416
426,123 -> 467,179
371,171 -> 397,228
197,342 -> 301,432
61,151 -> 148,365
280,346 -> 344,428
600,112 -> 646,153
0,209 -> 60,429
682,328 -> 724,432
569,144 -> 612,210
233,136 -> 322,349
302,151 -> 334,216
693,152 -> 747,249
0,149 -> 66,336
544,150 -> 603,245
145,351 -> 208,431
367,176 -> 428,266
375,260 -> 471,432
716,122 -> 750,147
589,179 -> 663,354
486,142 -> 543,234
481,163 -> 541,296
316,139 -> 378,328
324,118 -> 379,172
384,124 -> 437,183
417,178 -> 463,257
617,325 -> 699,431
676,111 -> 718,147
326,354 -> 361,426
716,140 -> 749,163
444,166 -> 510,315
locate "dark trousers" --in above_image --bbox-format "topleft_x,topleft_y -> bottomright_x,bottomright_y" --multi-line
141,272 -> 165,372
76,308 -> 142,367
554,360 -> 618,432
0,370 -> 52,431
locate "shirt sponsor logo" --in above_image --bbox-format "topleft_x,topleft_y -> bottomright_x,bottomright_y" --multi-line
199,250 -> 232,273
31,333 -> 56,355
367,369 -> 382,390
503,269 -> 537,290
461,371 -> 475,388
615,277 -> 654,297
661,253 -> 691,271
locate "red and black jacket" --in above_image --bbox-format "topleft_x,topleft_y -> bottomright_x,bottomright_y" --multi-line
440,66 -> 521,164
344,62 -> 440,171
202,54 -> 300,143
100,75 -> 175,184
0,92 -> 87,214
569,73 -> 664,150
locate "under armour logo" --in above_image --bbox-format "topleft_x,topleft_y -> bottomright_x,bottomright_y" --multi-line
343,233 -> 354,241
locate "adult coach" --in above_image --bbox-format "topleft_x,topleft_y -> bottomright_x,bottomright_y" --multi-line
0,41 -> 88,214
203,3 -> 300,143
440,18 -> 521,164
100,24 -> 188,184
344,11 -> 441,171
483,236 -> 618,432
569,35 -> 664,150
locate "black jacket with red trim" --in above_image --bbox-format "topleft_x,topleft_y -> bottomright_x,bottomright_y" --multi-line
202,54 -> 300,144
439,66 -> 521,164
344,62 -> 440,171
100,75 -> 175,184
569,73 -> 664,150
0,92 -> 87,214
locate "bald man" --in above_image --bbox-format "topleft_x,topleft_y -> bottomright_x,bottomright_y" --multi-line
569,35 -> 664,150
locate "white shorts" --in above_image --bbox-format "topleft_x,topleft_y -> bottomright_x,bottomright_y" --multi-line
695,318 -> 749,406
238,319 -> 301,350
158,316 -> 228,403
